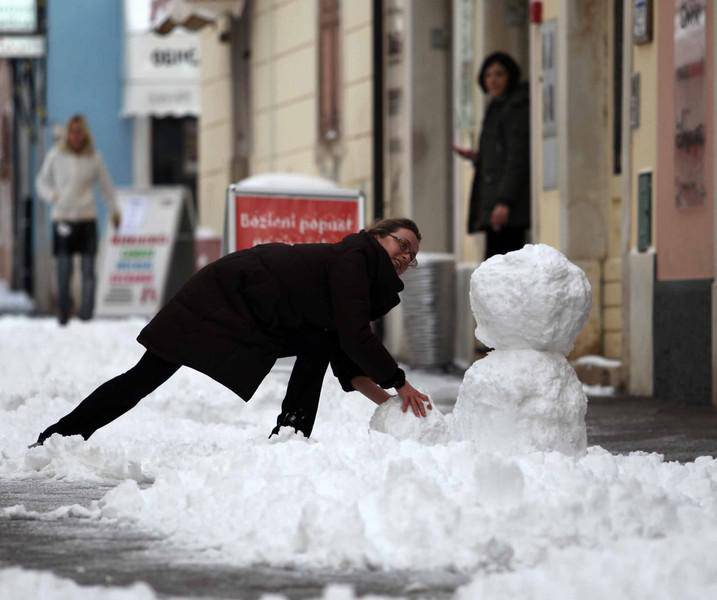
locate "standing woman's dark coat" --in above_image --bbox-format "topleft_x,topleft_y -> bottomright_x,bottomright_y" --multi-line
467,81 -> 531,233
137,231 -> 406,401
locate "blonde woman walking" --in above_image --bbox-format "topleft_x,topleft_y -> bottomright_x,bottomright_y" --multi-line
36,114 -> 120,325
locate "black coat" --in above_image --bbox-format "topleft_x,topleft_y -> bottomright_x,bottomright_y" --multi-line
468,82 -> 531,233
137,231 -> 405,401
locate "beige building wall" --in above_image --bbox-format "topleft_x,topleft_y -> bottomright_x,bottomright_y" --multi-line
625,3 -> 659,394
603,6 -> 625,361
340,0 -> 373,214
249,0 -> 373,215
250,0 -> 317,176
196,1 -> 374,233
530,0 -> 629,360
630,22 -> 659,250
533,0 -> 562,249
198,22 -> 234,236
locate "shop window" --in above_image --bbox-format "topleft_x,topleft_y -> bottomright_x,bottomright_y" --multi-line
318,0 -> 340,144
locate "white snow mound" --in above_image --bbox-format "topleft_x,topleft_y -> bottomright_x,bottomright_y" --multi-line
369,396 -> 448,444
470,244 -> 591,354
453,350 -> 587,456
0,567 -> 156,599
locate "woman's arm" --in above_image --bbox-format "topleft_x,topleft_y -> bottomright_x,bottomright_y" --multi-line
350,375 -> 432,417
328,251 -> 403,386
350,376 -> 392,405
96,153 -> 120,227
35,149 -> 57,204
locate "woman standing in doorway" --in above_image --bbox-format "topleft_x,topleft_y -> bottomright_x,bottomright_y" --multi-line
453,51 -> 530,258
36,114 -> 120,325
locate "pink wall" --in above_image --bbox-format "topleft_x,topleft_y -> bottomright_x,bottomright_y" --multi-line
656,1 -> 714,281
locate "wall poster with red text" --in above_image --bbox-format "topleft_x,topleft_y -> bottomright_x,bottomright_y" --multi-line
225,187 -> 364,252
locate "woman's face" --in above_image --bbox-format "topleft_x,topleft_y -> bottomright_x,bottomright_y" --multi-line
67,121 -> 87,152
377,227 -> 420,276
482,62 -> 509,98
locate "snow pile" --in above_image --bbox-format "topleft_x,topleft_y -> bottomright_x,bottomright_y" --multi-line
1,314 -> 717,597
0,567 -> 155,599
455,244 -> 590,456
470,244 -> 591,354
455,534 -> 717,600
0,279 -> 34,314
369,396 -> 448,444
452,350 -> 586,455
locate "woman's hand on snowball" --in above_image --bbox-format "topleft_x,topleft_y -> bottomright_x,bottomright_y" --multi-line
396,381 -> 432,417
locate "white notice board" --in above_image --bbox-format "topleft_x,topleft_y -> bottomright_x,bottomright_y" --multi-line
96,188 -> 185,317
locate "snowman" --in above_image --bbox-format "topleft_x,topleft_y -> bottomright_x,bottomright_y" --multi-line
451,244 -> 592,456
370,244 -> 591,455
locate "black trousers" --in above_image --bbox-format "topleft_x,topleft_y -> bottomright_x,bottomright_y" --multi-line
273,333 -> 332,437
37,351 -> 180,444
38,341 -> 331,444
485,227 -> 526,259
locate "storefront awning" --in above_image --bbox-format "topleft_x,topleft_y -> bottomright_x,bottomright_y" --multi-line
122,30 -> 200,117
150,0 -> 245,34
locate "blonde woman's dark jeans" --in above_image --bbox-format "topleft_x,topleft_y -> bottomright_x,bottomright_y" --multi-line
57,253 -> 95,324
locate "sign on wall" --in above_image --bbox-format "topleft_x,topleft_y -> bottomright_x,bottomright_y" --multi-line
225,181 -> 364,252
541,19 -> 558,190
453,0 -> 475,131
0,0 -> 36,33
96,188 -> 190,317
674,0 -> 706,208
123,30 -> 200,116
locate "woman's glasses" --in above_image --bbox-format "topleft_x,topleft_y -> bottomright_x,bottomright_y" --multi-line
387,234 -> 418,268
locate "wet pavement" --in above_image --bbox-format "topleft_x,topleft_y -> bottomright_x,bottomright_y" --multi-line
586,394 -> 717,462
0,479 -> 467,599
1,393 -> 716,599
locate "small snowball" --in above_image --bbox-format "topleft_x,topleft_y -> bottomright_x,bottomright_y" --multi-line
452,350 -> 587,456
470,244 -> 592,354
369,397 -> 448,444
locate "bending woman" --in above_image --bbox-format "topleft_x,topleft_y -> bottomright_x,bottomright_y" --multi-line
34,218 -> 430,445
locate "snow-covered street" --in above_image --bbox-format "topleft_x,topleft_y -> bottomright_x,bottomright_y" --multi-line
1,317 -> 717,599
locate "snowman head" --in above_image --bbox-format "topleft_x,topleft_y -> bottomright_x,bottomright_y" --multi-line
469,244 -> 591,355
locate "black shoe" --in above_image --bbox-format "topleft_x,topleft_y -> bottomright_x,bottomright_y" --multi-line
268,411 -> 311,439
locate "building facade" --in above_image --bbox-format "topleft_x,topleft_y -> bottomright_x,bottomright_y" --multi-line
158,0 -> 716,404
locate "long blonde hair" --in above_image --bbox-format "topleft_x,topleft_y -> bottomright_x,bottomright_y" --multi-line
60,114 -> 94,155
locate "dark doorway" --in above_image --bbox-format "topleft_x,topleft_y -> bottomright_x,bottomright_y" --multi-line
151,117 -> 197,212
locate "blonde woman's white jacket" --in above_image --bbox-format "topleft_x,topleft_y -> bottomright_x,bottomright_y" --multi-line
35,145 -> 117,223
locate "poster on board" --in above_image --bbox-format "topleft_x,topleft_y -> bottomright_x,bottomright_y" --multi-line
96,187 -> 193,317
224,174 -> 364,253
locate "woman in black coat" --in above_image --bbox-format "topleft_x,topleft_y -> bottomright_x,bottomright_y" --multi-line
33,218 -> 430,445
453,51 -> 530,258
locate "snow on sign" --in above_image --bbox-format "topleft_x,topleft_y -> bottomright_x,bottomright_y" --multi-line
225,174 -> 364,252
96,187 -> 192,317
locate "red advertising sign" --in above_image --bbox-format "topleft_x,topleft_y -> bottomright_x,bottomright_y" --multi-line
226,184 -> 364,252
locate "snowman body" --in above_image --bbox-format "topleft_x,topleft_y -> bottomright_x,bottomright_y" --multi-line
453,244 -> 592,456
